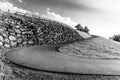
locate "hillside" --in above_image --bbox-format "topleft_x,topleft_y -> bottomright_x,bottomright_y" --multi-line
59,36 -> 120,59
1,11 -> 120,80
0,11 -> 83,49
3,37 -> 120,80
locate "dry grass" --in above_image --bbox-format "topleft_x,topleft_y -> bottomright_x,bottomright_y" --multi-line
59,36 -> 120,59
76,30 -> 91,39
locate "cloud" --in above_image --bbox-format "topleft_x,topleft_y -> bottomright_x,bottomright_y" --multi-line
41,8 -> 77,28
18,0 -> 23,3
26,0 -> 98,12
0,1 -> 77,28
0,1 -> 29,13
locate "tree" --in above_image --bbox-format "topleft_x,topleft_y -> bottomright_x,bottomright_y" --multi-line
75,24 -> 90,34
84,26 -> 90,34
75,24 -> 84,31
110,34 -> 120,42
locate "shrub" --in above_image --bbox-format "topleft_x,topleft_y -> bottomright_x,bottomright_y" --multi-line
75,24 -> 90,34
110,34 -> 120,42
84,26 -> 89,34
75,24 -> 84,31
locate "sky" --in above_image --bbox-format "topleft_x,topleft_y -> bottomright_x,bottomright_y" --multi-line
0,0 -> 120,38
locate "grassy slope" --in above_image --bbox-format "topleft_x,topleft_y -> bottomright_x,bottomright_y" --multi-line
1,60 -> 120,80
76,30 -> 91,39
0,11 -> 120,80
59,36 -> 120,59
4,45 -> 120,75
1,37 -> 120,80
